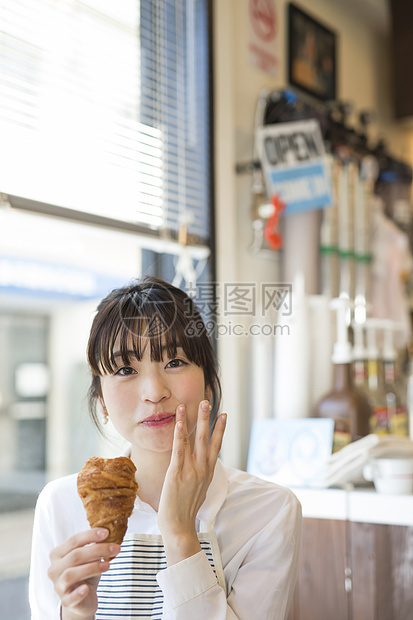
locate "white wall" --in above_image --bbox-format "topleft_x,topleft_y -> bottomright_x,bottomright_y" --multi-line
213,0 -> 413,469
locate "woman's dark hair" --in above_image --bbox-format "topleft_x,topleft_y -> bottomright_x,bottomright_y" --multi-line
87,276 -> 222,434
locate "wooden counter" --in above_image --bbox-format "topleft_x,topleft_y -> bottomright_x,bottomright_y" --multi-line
287,487 -> 413,620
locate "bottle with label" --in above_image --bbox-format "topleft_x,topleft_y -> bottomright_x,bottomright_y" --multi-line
382,321 -> 408,436
365,320 -> 389,435
352,321 -> 369,393
406,341 -> 413,439
315,298 -> 371,452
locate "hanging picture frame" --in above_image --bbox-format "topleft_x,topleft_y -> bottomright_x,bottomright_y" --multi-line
288,3 -> 337,101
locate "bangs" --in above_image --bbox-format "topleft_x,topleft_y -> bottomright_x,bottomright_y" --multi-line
88,286 -> 209,375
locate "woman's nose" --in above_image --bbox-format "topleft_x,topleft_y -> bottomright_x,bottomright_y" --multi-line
140,369 -> 170,403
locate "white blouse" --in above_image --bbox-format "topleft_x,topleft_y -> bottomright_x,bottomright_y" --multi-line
29,459 -> 302,619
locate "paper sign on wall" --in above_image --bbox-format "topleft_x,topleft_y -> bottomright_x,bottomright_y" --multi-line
256,119 -> 332,214
247,418 -> 334,487
248,0 -> 279,75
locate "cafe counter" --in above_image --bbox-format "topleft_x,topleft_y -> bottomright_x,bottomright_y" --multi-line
286,485 -> 413,620
290,484 -> 413,526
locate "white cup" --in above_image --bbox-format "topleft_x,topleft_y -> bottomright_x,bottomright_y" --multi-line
362,456 -> 413,495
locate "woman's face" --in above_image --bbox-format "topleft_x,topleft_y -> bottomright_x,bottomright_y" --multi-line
99,338 -> 210,456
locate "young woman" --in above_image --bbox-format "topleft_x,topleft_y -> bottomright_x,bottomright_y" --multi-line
29,276 -> 302,619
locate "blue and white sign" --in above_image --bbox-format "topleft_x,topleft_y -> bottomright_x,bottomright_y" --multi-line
0,255 -> 127,300
247,418 -> 334,487
256,119 -> 332,214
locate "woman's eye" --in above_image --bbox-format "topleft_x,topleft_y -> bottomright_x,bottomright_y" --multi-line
115,366 -> 136,376
166,358 -> 187,369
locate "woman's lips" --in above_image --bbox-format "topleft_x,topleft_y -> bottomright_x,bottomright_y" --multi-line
140,413 -> 175,428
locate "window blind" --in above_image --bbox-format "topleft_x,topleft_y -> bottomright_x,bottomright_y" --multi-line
0,0 -> 211,241
140,0 -> 211,240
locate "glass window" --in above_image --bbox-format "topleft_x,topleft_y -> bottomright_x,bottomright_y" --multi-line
0,1 -> 213,617
0,0 -> 211,242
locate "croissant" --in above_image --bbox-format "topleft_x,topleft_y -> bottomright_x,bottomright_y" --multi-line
77,456 -> 138,550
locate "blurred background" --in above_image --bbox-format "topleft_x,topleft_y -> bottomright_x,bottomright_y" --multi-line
1,1 -> 413,618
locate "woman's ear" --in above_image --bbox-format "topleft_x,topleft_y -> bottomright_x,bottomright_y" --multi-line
98,397 -> 109,425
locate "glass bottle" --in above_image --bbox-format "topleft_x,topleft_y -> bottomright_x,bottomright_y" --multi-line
382,322 -> 408,436
315,299 -> 371,452
365,321 -> 389,435
352,322 -> 369,393
316,362 -> 371,452
406,341 -> 413,439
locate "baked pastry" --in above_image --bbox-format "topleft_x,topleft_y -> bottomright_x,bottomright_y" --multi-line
77,456 -> 138,550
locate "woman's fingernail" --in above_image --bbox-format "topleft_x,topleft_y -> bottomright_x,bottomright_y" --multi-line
109,544 -> 119,554
177,420 -> 183,430
201,400 -> 209,412
97,529 -> 108,539
221,413 -> 227,424
178,404 -> 185,414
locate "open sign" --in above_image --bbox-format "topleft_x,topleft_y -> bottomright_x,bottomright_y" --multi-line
256,118 -> 332,214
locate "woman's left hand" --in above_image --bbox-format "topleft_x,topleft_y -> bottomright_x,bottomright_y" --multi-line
157,400 -> 227,566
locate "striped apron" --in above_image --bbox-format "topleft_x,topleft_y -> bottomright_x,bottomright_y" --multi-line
95,523 -> 225,619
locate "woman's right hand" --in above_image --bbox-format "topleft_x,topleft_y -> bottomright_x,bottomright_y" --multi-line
48,528 -> 120,619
